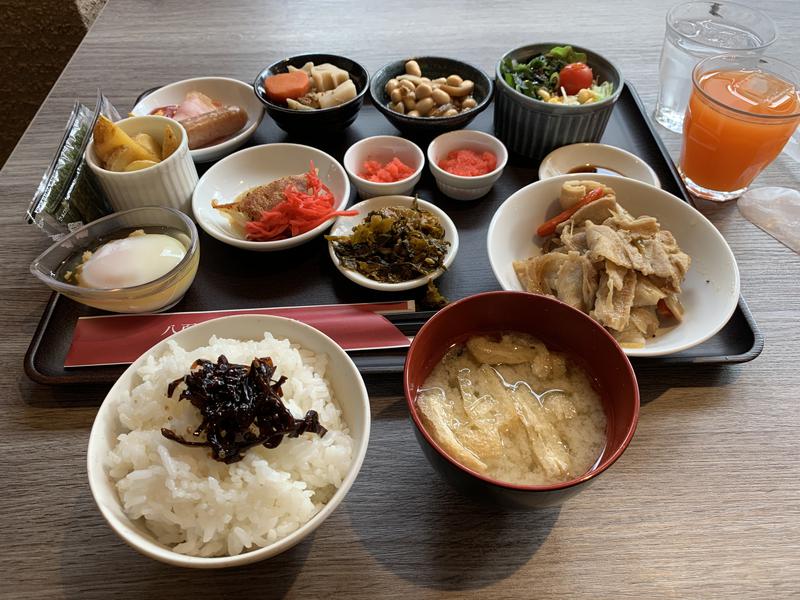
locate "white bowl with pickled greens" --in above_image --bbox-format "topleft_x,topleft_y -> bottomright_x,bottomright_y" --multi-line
326,195 -> 459,292
494,43 -> 624,161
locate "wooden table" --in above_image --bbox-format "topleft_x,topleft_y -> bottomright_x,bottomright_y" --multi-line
2,0 -> 798,597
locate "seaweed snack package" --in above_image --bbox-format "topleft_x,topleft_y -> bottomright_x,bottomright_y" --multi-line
27,92 -> 119,239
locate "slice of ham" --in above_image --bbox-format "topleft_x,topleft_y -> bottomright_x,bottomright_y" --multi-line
173,91 -> 220,122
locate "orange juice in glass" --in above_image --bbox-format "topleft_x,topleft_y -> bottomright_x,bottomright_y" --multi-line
679,53 -> 800,202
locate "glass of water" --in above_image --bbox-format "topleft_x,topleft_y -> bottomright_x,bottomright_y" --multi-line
654,1 -> 777,133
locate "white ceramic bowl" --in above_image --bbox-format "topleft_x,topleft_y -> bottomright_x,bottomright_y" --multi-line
87,314 -> 371,568
427,130 -> 508,201
487,174 -> 740,357
192,143 -> 351,251
342,136 -> 424,199
85,115 -> 199,214
131,77 -> 265,163
539,143 -> 660,187
327,195 -> 459,291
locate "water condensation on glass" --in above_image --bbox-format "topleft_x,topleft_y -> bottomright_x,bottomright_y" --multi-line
654,2 -> 775,133
674,17 -> 764,49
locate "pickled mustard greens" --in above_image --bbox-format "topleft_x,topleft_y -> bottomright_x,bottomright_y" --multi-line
161,355 -> 327,464
326,200 -> 450,283
415,333 -> 607,486
422,280 -> 448,310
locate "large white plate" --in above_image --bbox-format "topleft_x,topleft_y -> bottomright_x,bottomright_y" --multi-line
192,143 -> 350,251
487,174 -> 740,357
87,314 -> 370,568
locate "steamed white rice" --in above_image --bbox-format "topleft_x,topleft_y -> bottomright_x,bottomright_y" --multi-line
107,332 -> 354,557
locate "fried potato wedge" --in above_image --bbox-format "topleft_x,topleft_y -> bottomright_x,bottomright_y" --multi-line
161,124 -> 180,160
132,133 -> 160,158
93,115 -> 159,170
124,159 -> 159,172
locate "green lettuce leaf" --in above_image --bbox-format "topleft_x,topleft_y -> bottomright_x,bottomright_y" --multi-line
547,45 -> 588,64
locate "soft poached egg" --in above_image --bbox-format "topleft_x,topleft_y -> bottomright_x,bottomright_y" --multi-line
78,230 -> 186,289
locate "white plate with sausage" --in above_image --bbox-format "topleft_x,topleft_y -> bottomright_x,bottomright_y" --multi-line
131,77 -> 265,163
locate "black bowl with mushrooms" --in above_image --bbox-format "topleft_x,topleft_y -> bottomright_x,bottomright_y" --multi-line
369,57 -> 494,137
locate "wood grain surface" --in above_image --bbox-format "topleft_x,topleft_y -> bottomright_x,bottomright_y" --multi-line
1,0 -> 799,598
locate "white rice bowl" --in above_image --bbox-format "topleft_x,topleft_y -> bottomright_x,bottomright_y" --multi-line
105,332 -> 354,558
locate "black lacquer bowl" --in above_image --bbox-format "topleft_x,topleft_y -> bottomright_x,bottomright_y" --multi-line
254,53 -> 369,136
369,56 -> 493,137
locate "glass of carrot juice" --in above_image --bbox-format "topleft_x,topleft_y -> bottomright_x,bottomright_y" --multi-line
679,53 -> 800,202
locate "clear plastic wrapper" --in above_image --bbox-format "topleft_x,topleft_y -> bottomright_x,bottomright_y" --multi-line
739,186 -> 800,254
27,92 -> 120,239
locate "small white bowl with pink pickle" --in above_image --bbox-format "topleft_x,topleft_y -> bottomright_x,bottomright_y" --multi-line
342,136 -> 425,199
427,130 -> 508,201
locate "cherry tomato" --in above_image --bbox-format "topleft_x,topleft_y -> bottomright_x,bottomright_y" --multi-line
559,63 -> 594,96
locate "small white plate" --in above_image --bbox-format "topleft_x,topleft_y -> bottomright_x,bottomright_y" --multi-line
539,143 -> 660,187
87,314 -> 370,568
487,174 -> 740,357
192,143 -> 350,252
131,77 -> 265,163
328,195 -> 459,291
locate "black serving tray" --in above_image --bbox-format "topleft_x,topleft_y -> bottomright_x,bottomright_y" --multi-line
24,84 -> 763,385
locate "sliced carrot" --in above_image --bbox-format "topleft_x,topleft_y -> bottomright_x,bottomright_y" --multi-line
536,186 -> 606,237
264,71 -> 312,104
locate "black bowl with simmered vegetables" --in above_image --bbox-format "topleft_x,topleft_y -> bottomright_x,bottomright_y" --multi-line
494,43 -> 624,161
369,57 -> 493,137
253,53 -> 369,135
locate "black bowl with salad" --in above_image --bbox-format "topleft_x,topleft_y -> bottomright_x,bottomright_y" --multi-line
493,43 -> 623,161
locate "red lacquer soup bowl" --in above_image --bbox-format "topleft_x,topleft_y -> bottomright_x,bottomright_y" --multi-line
403,291 -> 639,509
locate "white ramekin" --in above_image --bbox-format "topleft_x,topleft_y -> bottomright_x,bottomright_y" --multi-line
86,115 -> 198,214
342,136 -> 424,199
427,130 -> 508,201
